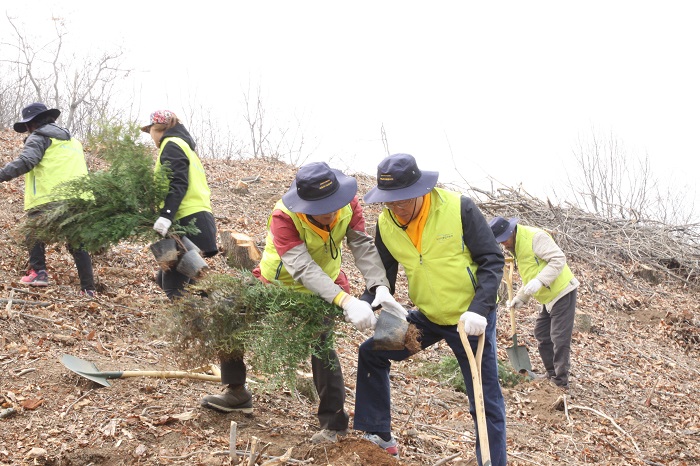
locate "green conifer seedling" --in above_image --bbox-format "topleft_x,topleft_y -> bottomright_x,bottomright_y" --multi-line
158,271 -> 343,390
22,123 -> 198,252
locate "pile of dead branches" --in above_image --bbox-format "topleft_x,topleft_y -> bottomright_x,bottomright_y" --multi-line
473,185 -> 700,289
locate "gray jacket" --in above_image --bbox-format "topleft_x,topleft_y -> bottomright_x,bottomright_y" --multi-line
0,124 -> 72,182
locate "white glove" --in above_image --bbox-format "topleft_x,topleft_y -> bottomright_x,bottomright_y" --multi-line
153,217 -> 172,236
522,278 -> 543,296
506,296 -> 527,309
372,285 -> 408,319
459,311 -> 487,336
341,296 -> 377,331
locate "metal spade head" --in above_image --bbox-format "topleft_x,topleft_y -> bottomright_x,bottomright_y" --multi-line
506,334 -> 533,375
60,354 -> 121,387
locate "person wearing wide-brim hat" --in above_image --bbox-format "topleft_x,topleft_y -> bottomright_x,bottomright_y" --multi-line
0,102 -> 96,296
201,161 -> 404,446
354,153 -> 508,464
140,109 -> 218,299
488,216 -> 579,392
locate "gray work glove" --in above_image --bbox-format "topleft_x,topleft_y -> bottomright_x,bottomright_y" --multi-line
341,296 -> 377,331
153,217 -> 172,237
459,311 -> 487,335
372,285 -> 408,319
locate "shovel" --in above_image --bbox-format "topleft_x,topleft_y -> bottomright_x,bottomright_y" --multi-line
457,321 -> 491,466
504,260 -> 532,375
60,354 -> 221,387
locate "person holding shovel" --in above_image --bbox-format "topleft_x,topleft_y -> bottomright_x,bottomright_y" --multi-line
489,216 -> 579,392
141,110 -> 218,299
0,103 -> 96,296
200,161 -> 405,444
353,153 -> 507,464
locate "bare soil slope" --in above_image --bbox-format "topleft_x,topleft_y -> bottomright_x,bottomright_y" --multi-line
1,129 -> 698,465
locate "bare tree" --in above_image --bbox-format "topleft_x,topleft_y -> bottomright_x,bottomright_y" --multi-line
0,14 -> 131,139
566,127 -> 694,224
240,82 -> 314,166
182,98 -> 245,161
242,83 -> 272,159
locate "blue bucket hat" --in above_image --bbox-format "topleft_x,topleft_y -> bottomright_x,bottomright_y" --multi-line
282,162 -> 358,215
489,216 -> 519,243
363,153 -> 439,204
14,103 -> 61,133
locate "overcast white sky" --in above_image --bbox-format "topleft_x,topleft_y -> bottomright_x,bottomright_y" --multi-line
6,1 -> 700,220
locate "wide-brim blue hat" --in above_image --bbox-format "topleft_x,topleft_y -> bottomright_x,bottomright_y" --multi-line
282,162 -> 358,215
363,153 -> 439,204
14,103 -> 60,133
489,216 -> 519,242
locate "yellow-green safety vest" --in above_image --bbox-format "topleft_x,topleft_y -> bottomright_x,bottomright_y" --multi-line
514,224 -> 575,304
258,200 -> 353,293
24,137 -> 87,211
378,188 -> 480,325
155,137 -> 212,220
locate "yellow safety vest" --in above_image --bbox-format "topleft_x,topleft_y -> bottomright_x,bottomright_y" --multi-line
514,225 -> 575,304
258,200 -> 352,293
25,137 -> 87,210
155,137 -> 212,220
378,188 -> 479,325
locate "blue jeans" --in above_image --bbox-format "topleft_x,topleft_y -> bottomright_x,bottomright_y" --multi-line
354,309 -> 507,466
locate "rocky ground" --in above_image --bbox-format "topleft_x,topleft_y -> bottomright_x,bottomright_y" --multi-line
0,128 -> 698,465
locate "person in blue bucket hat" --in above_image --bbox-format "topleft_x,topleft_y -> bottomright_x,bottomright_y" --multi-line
353,153 -> 507,464
0,103 -> 96,296
489,216 -> 579,392
201,161 -> 404,446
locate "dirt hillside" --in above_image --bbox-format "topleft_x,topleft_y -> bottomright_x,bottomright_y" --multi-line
0,128 -> 698,466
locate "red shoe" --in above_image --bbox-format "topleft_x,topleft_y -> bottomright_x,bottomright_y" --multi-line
20,269 -> 49,287
363,433 -> 399,457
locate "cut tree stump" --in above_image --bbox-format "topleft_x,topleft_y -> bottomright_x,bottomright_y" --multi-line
220,230 -> 261,271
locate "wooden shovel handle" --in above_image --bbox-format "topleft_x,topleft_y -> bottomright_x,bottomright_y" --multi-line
457,321 -> 491,466
505,261 -> 517,337
118,371 -> 221,382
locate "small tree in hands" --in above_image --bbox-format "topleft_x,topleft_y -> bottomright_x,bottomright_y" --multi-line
22,122 -> 197,252
157,270 -> 343,390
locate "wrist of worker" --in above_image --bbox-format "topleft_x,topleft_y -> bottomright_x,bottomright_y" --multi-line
333,291 -> 352,308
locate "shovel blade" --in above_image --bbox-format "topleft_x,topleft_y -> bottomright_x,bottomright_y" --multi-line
60,354 -> 113,387
506,344 -> 533,375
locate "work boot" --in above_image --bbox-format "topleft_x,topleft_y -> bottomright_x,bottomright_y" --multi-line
310,428 -> 348,444
20,269 -> 49,287
363,433 -> 399,457
200,385 -> 253,413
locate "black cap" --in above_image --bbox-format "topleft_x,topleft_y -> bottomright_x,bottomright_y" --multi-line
14,103 -> 60,133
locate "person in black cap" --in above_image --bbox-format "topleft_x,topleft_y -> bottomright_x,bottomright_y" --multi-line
0,103 -> 96,296
353,153 -> 507,464
201,161 -> 404,445
140,110 -> 218,299
489,216 -> 579,391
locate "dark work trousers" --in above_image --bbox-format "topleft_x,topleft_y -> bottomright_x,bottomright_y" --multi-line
218,331 -> 349,431
27,209 -> 95,291
354,309 -> 507,466
311,331 -> 349,431
536,288 -> 577,388
158,211 -> 218,300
